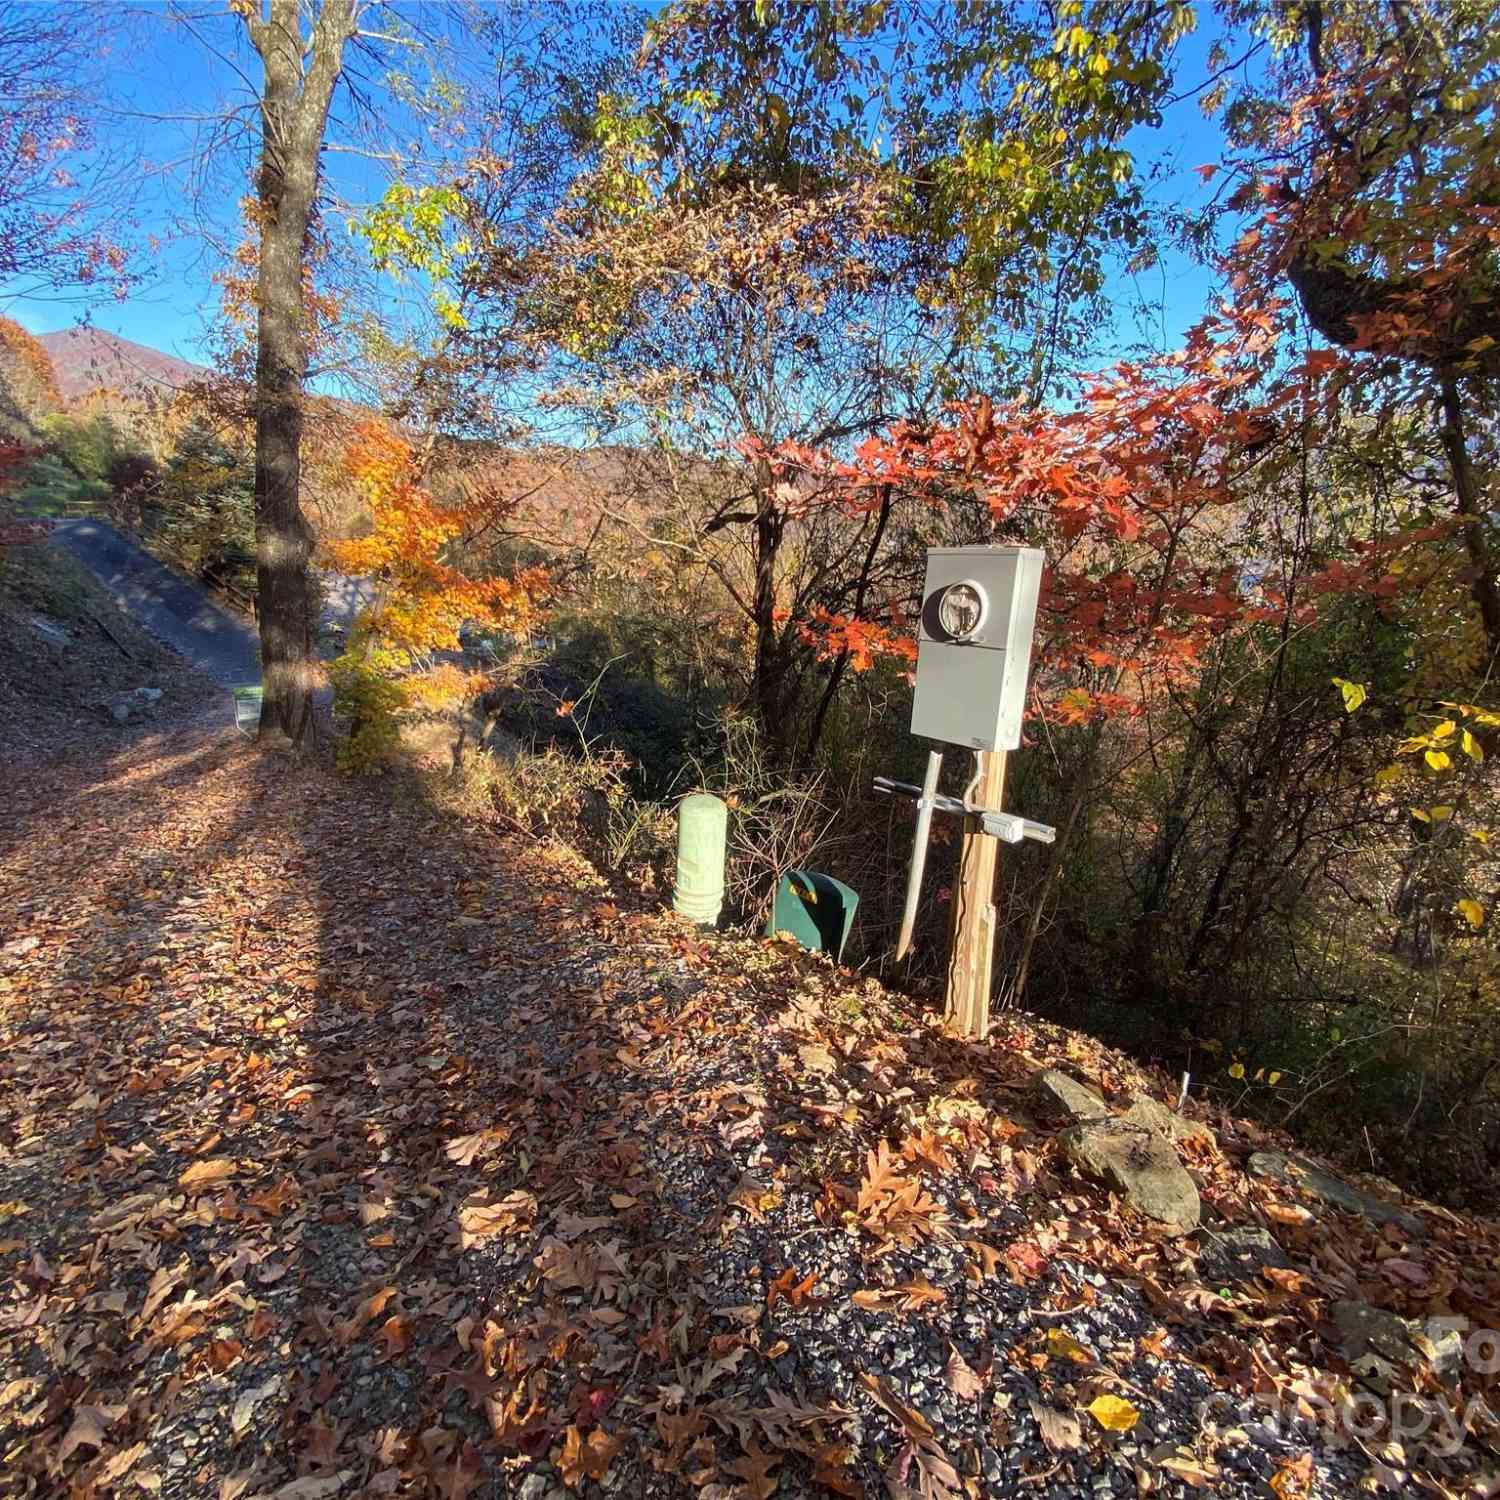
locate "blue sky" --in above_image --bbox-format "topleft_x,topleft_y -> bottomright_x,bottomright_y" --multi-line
4,3 -> 1242,380
5,2 -> 408,366
8,7 -> 254,359
1111,17 -> 1253,354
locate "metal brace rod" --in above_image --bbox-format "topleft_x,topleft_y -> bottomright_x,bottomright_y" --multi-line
895,751 -> 942,961
873,775 -> 1057,845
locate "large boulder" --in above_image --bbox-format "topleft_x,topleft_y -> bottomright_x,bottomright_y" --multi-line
1248,1150 -> 1426,1238
1035,1070 -> 1110,1122
1122,1092 -> 1216,1152
1061,1119 -> 1201,1234
1035,1072 -> 1217,1155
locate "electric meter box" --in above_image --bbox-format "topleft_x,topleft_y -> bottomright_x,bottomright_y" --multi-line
910,545 -> 1044,751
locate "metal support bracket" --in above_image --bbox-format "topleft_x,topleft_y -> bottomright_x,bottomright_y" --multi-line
978,809 -> 1056,845
873,775 -> 1056,844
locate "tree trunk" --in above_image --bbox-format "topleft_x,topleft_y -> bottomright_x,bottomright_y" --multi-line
749,464 -> 794,749
254,189 -> 317,742
800,484 -> 893,765
1437,371 -> 1500,665
1125,719 -> 1205,996
245,0 -> 357,743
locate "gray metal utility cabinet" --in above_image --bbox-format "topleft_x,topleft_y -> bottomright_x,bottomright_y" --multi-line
910,545 -> 1045,751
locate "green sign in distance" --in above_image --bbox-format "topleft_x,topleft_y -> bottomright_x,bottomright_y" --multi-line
232,685 -> 263,735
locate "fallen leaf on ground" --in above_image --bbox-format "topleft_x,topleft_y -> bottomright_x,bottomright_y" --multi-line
1029,1400 -> 1082,1453
1087,1393 -> 1139,1431
558,1424 -> 621,1486
943,1344 -> 984,1399
58,1404 -> 126,1460
1046,1327 -> 1094,1364
179,1157 -> 238,1189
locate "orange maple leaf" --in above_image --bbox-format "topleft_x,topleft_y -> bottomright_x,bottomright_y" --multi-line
767,1266 -> 820,1309
558,1424 -> 620,1488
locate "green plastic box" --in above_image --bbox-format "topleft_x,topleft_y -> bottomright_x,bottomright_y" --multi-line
766,869 -> 859,961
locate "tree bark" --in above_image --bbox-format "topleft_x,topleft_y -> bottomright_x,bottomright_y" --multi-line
245,0 -> 357,742
801,484 -> 893,764
748,459 -> 795,748
1437,371 -> 1500,666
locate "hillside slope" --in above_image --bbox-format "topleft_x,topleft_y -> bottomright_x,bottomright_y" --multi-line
0,531 -> 218,763
0,718 -> 1495,1498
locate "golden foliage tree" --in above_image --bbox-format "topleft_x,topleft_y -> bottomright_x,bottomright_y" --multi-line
0,316 -> 62,437
323,422 -> 545,771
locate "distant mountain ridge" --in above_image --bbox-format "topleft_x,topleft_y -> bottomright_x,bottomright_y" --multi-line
29,324 -> 706,552
39,327 -> 209,402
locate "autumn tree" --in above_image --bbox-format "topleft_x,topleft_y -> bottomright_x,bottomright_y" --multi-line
0,315 -> 61,437
442,0 -> 1213,754
643,0 -> 1200,382
751,304 -> 1441,1009
1191,0 -> 1500,998
153,1 -> 626,743
475,169 -> 940,753
324,422 -> 544,770
155,421 -> 257,598
1215,0 -> 1500,664
0,1 -> 132,297
220,0 -> 362,743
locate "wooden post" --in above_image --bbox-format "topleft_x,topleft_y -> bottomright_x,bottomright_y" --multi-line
945,749 -> 1007,1038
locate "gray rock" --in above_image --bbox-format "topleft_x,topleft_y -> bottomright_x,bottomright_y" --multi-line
1198,1226 -> 1291,1285
1415,1318 -> 1467,1386
1061,1119 -> 1201,1233
103,688 -> 164,723
1331,1302 -> 1468,1394
1332,1301 -> 1417,1393
517,1474 -> 550,1500
30,614 -> 72,645
601,1464 -> 634,1496
1036,1069 -> 1110,1122
1122,1092 -> 1216,1151
1247,1150 -> 1426,1237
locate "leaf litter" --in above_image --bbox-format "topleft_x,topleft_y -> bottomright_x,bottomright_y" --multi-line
1,726 -> 1498,1498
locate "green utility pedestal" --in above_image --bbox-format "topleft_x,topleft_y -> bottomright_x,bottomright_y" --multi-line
673,792 -> 728,926
767,869 -> 858,961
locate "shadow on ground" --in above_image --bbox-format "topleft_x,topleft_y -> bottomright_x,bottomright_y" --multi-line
0,728 -> 1463,1500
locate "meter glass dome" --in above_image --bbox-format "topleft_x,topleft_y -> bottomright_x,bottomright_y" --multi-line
937,580 -> 986,641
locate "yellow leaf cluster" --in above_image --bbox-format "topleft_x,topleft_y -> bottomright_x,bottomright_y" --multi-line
325,423 -> 548,772
326,423 -> 545,657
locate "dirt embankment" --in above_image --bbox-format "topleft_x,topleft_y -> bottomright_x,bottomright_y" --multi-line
0,534 -> 219,766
